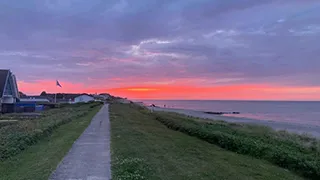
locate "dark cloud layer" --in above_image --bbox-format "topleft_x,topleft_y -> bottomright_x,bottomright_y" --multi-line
1,0 -> 320,89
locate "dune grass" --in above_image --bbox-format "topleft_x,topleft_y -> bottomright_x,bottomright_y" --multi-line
110,103 -> 304,180
154,111 -> 320,179
0,104 -> 101,180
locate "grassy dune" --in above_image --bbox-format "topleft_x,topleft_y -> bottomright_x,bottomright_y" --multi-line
110,103 -> 304,180
155,111 -> 320,179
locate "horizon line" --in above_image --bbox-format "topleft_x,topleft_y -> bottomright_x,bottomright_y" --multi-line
133,99 -> 320,102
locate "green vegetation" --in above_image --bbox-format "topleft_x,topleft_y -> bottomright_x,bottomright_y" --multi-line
110,103 -> 303,180
155,111 -> 320,179
0,120 -> 18,128
0,102 -> 102,160
0,103 -> 101,180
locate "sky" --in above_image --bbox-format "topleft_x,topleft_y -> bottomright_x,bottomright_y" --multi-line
1,0 -> 320,100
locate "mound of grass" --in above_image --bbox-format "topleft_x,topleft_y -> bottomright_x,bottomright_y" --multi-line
0,102 -> 102,160
110,103 -> 303,180
154,111 -> 320,179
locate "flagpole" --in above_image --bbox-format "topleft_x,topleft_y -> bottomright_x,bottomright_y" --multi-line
55,80 -> 57,104
55,80 -> 62,104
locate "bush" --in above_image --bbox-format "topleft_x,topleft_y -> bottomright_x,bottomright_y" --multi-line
0,121 -> 17,128
155,114 -> 320,179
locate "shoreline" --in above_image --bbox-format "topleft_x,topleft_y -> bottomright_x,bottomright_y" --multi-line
150,106 -> 320,138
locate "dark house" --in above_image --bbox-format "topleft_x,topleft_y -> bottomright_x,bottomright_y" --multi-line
0,70 -> 20,113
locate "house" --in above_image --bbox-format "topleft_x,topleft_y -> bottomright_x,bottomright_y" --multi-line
74,94 -> 94,103
20,96 -> 50,103
92,93 -> 111,102
0,70 -> 20,113
99,93 -> 111,100
43,93 -> 81,103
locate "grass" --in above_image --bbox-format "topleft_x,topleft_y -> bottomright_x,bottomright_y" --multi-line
0,104 -> 101,180
154,111 -> 320,179
0,102 -> 101,160
0,120 -> 18,128
110,103 -> 304,180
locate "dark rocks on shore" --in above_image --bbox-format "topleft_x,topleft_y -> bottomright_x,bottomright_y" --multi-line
204,111 -> 240,115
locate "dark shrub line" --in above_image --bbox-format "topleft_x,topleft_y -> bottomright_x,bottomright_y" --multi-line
155,115 -> 320,179
0,121 -> 17,129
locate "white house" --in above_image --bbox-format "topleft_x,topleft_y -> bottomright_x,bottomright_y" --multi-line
74,94 -> 94,103
20,96 -> 50,103
0,70 -> 19,112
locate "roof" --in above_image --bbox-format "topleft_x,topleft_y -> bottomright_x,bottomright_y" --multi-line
45,93 -> 81,100
75,94 -> 93,98
99,93 -> 110,96
0,70 -> 9,97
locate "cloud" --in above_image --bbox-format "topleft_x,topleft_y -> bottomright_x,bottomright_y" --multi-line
289,25 -> 320,35
0,0 -> 320,99
76,62 -> 94,66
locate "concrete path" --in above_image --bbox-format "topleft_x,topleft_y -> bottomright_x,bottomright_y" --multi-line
50,104 -> 111,180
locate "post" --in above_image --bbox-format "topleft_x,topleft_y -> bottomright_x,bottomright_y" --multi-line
55,93 -> 57,104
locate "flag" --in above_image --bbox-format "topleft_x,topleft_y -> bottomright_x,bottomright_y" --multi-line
56,80 -> 62,88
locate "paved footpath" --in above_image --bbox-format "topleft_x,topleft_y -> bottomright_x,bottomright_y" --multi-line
50,104 -> 111,180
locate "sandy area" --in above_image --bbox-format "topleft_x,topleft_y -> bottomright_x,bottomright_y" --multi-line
150,106 -> 320,138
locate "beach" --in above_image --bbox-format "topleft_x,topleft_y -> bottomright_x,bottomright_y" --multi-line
150,106 -> 320,138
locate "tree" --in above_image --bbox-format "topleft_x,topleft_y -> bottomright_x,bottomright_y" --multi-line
40,91 -> 47,96
19,91 -> 27,97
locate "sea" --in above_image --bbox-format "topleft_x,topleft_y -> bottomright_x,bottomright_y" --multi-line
139,100 -> 320,127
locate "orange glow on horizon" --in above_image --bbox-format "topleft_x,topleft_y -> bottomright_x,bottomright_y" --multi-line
126,88 -> 158,92
17,80 -> 320,101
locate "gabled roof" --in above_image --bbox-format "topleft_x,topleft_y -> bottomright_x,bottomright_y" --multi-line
0,70 -> 9,98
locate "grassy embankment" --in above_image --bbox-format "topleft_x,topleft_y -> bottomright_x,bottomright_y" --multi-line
0,102 -> 102,180
110,103 -> 304,180
155,111 -> 320,179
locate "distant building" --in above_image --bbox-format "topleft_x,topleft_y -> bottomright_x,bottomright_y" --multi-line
74,94 -> 94,103
20,96 -> 50,103
98,93 -> 111,100
0,70 -> 20,112
44,93 -> 80,103
42,93 -> 96,104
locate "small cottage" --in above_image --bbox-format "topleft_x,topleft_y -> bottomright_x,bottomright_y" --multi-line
74,94 -> 94,103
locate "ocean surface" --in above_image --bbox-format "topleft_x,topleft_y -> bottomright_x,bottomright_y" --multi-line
139,100 -> 320,127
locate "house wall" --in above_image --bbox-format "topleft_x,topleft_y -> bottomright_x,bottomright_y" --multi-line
20,98 -> 50,103
74,95 -> 94,103
2,96 -> 16,103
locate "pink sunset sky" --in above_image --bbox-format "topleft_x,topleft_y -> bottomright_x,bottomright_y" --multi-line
1,0 -> 320,100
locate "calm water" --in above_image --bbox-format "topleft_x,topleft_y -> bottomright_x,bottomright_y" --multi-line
139,100 -> 320,126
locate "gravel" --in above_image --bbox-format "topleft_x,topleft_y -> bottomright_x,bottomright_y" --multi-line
49,104 -> 111,180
